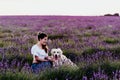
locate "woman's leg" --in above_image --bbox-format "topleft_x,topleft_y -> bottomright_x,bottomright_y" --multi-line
43,61 -> 52,68
31,63 -> 38,73
39,61 -> 52,69
31,61 -> 52,73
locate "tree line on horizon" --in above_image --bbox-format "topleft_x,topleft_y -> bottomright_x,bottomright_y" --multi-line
104,13 -> 119,16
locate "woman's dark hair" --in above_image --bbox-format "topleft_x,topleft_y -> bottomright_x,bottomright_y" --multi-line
38,32 -> 48,41
38,32 -> 48,53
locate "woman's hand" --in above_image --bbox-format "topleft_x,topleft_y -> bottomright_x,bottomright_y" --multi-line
35,56 -> 48,62
45,56 -> 55,62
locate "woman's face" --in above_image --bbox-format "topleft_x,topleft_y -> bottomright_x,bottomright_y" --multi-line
39,37 -> 48,46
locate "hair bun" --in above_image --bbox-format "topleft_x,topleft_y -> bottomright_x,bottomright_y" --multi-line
37,32 -> 47,36
37,31 -> 42,35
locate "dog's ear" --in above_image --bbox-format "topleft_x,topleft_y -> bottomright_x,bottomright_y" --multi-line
51,48 -> 56,55
57,48 -> 63,54
50,49 -> 54,55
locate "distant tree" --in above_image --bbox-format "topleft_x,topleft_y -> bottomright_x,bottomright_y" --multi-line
104,13 -> 119,16
113,13 -> 119,16
104,14 -> 113,16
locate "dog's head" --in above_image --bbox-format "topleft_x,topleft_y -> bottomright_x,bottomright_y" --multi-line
51,48 -> 63,60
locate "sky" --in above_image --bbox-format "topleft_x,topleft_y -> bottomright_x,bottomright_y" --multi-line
0,0 -> 119,16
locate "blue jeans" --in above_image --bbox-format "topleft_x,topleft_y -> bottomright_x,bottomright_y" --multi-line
31,61 -> 52,73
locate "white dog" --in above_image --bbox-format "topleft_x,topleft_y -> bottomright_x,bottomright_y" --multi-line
50,48 -> 78,68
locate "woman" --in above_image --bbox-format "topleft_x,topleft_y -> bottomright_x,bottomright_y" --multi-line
31,32 -> 54,73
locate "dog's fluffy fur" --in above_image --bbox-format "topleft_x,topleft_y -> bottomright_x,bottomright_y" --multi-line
51,48 -> 77,68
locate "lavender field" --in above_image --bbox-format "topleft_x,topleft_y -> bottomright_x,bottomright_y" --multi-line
0,16 -> 120,80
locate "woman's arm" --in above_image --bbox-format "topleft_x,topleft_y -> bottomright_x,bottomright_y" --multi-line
35,56 -> 48,62
45,56 -> 55,62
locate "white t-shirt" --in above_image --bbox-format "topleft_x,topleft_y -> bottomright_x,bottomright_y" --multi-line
31,44 -> 48,61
